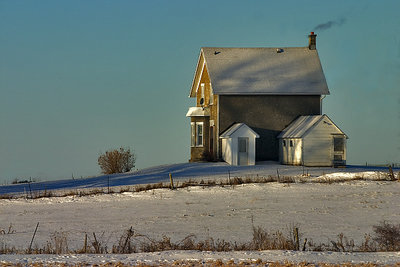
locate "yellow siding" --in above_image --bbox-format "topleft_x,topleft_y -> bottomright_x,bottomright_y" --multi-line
193,65 -> 219,159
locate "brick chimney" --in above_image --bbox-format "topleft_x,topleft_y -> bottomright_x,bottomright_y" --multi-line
308,32 -> 317,50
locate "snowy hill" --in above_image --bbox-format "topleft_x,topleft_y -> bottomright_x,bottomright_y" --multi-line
0,161 -> 396,196
1,162 -> 399,265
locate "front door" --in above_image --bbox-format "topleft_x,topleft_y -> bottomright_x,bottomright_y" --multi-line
238,137 -> 249,166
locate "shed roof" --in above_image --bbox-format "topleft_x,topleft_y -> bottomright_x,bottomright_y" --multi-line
277,115 -> 347,139
220,123 -> 260,139
190,47 -> 329,96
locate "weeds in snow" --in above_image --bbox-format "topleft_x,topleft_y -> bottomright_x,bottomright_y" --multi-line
2,222 -> 400,255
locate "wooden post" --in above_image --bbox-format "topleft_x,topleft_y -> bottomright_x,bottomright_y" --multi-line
84,233 -> 87,253
302,238 -> 307,251
294,227 -> 299,250
277,169 -> 280,181
28,183 -> 33,199
28,222 -> 39,253
169,173 -> 174,189
107,176 -> 110,193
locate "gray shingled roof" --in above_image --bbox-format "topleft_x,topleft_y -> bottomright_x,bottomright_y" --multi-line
277,115 -> 347,138
200,47 -> 329,95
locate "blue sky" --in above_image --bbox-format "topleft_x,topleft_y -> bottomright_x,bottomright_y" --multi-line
0,0 -> 399,183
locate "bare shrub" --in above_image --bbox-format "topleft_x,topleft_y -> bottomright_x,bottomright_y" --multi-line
0,223 -> 15,235
373,221 -> 400,251
112,227 -> 136,253
251,226 -> 296,250
98,147 -> 136,174
89,232 -> 108,253
359,234 -> 376,252
330,233 -> 355,252
44,231 -> 69,254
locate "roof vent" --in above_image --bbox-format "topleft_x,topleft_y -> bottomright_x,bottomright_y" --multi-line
276,48 -> 284,53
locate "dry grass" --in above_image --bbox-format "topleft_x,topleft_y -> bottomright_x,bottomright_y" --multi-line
0,261 -> 397,267
2,221 -> 396,255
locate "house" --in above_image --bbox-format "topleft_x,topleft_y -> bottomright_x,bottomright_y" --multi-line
186,33 -> 336,165
220,123 -> 259,165
277,115 -> 348,167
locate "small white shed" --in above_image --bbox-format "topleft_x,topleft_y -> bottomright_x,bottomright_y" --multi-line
220,123 -> 259,166
277,115 -> 348,167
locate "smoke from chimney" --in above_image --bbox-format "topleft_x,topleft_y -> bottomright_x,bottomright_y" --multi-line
313,18 -> 346,31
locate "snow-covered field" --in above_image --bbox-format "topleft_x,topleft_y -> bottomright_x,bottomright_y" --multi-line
1,162 -> 399,265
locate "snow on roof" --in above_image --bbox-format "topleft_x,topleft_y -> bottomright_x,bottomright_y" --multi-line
277,114 -> 347,139
191,47 -> 329,96
220,123 -> 260,138
186,107 -> 210,117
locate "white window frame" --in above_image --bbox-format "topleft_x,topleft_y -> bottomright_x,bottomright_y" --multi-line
190,122 -> 204,147
190,122 -> 195,147
196,122 -> 203,147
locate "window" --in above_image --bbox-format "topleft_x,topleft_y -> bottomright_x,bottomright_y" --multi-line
238,138 -> 247,153
197,122 -> 203,146
191,122 -> 195,147
334,137 -> 344,152
201,83 -> 205,101
334,155 -> 343,161
190,122 -> 203,147
290,140 -> 293,147
209,84 -> 213,105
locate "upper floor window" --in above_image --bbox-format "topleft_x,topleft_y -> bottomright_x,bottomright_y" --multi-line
209,84 -> 213,105
201,83 -> 205,100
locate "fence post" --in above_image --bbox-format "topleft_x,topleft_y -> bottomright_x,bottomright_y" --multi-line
84,233 -> 87,253
169,173 -> 174,189
28,222 -> 39,253
294,227 -> 299,250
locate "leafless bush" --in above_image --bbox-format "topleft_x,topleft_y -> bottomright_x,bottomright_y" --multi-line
98,147 -> 135,174
330,233 -> 355,252
359,234 -> 376,252
0,223 -> 15,235
373,221 -> 400,251
39,231 -> 69,254
112,227 -> 136,253
89,232 -> 108,253
0,242 -> 18,254
251,226 -> 296,250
